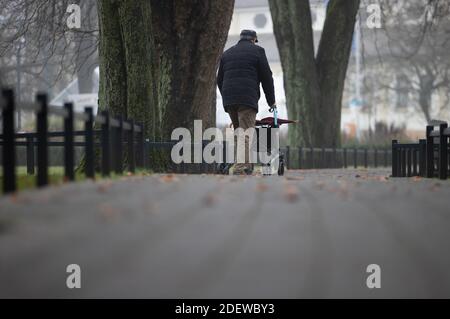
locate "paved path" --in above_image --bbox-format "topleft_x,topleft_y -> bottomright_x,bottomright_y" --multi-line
1,169 -> 450,298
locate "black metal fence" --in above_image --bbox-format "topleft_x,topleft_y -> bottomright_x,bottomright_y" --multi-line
391,122 -> 450,180
0,88 -> 145,194
391,140 -> 426,178
283,146 -> 392,170
0,86 -> 401,195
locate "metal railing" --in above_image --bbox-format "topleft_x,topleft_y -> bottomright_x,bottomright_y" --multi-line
391,121 -> 450,180
1,88 -> 144,194
284,146 -> 392,170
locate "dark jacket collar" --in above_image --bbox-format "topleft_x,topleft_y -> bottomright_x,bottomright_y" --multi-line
238,39 -> 254,45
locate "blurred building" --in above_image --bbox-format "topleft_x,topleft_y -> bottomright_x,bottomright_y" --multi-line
50,68 -> 99,114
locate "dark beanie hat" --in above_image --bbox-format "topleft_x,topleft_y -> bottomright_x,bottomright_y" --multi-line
240,29 -> 258,43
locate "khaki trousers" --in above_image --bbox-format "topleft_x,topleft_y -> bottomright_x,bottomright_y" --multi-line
227,105 -> 257,173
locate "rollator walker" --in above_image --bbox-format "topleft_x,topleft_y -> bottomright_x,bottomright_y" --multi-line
218,106 -> 296,176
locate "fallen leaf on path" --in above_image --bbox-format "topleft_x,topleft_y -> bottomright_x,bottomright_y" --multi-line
428,182 -> 441,192
159,175 -> 179,183
97,181 -> 113,193
315,181 -> 325,190
203,194 -> 217,207
329,186 -> 349,200
98,203 -> 120,221
374,176 -> 389,182
9,193 -> 19,204
284,184 -> 299,203
256,183 -> 268,192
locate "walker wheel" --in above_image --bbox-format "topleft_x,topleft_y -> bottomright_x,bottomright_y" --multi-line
278,163 -> 284,176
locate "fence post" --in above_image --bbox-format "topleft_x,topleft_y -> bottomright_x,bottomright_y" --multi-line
310,147 -> 314,169
127,119 -> 136,173
136,123 -> 144,169
342,147 -> 347,168
374,148 -> 378,168
392,140 -> 398,177
200,140 -> 206,173
401,148 -> 406,177
181,150 -> 186,173
285,146 -> 290,170
84,107 -> 95,179
1,89 -> 16,193
36,93 -> 48,188
331,148 -> 335,168
144,139 -> 151,170
426,125 -> 434,178
114,116 -> 124,175
299,147 -> 303,169
419,139 -> 426,177
110,117 -> 118,173
321,147 -> 325,169
364,149 -> 368,168
448,139 -> 450,178
384,148 -> 388,168
64,103 -> 75,181
342,147 -> 348,168
353,148 -> 357,169
412,149 -> 418,176
439,123 -> 448,180
101,110 -> 111,177
26,136 -> 35,175
407,148 -> 412,177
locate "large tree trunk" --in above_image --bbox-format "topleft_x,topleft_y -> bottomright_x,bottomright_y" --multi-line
94,0 -> 234,172
81,0 -> 158,173
98,0 -> 233,139
269,0 -> 360,147
97,0 -> 158,138
269,0 -> 319,147
151,0 -> 234,138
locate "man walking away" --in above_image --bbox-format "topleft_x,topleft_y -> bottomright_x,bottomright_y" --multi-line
217,29 -> 276,175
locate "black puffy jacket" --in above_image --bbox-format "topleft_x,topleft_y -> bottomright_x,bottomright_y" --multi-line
217,39 -> 275,112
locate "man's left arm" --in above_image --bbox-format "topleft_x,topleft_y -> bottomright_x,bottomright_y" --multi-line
258,48 -> 276,107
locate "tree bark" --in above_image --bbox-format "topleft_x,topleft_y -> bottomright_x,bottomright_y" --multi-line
151,0 -> 234,138
97,0 -> 234,140
93,0 -> 234,172
269,0 -> 360,147
97,0 -> 158,138
97,0 -> 128,116
82,0 -> 158,173
117,0 -> 158,138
